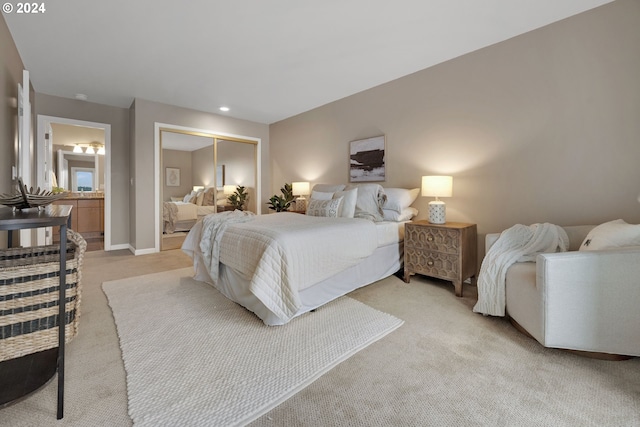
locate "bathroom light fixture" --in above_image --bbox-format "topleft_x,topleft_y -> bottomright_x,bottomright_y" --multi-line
97,146 -> 105,155
73,145 -> 83,153
422,175 -> 453,224
85,146 -> 95,154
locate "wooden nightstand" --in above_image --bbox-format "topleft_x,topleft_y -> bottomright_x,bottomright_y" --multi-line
403,221 -> 477,297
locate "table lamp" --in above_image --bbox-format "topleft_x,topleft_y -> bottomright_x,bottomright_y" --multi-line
223,185 -> 236,195
292,181 -> 310,211
422,176 -> 453,224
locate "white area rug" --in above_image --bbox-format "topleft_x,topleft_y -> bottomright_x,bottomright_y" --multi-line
103,267 -> 403,426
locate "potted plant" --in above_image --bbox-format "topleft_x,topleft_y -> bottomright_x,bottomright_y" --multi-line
227,185 -> 249,211
267,183 -> 294,212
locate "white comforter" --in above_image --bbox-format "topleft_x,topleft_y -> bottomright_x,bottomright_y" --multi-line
473,223 -> 569,317
184,212 -> 379,323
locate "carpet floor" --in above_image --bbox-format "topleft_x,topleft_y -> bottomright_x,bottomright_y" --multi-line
0,249 -> 639,426
102,268 -> 403,426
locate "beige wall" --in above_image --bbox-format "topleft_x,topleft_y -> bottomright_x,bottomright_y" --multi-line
162,149 -> 193,200
131,98 -> 269,252
191,144 -> 215,188
270,0 -> 640,258
35,93 -> 131,247
0,15 -> 30,247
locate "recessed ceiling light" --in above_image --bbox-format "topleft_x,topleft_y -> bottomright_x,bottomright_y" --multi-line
219,106 -> 230,112
75,93 -> 88,101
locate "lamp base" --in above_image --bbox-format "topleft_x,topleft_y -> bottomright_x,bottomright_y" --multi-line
295,197 -> 307,212
428,201 -> 446,224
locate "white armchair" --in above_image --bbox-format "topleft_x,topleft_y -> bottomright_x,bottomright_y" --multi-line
486,225 -> 640,358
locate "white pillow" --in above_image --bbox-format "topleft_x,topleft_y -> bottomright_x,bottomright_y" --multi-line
183,191 -> 196,203
383,207 -> 418,222
312,184 -> 345,193
383,188 -> 420,213
344,184 -> 386,222
170,196 -> 183,202
306,197 -> 343,218
579,219 -> 640,251
334,188 -> 357,218
311,190 -> 334,201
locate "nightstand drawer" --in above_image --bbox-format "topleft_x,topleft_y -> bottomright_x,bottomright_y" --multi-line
404,225 -> 460,254
405,248 -> 459,280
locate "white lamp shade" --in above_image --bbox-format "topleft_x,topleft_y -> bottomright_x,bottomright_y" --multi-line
223,185 -> 236,195
421,176 -> 453,198
292,181 -> 310,196
97,146 -> 105,155
73,145 -> 83,153
85,146 -> 95,154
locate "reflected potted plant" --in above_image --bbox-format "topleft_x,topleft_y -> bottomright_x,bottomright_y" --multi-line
267,183 -> 294,212
227,185 -> 249,211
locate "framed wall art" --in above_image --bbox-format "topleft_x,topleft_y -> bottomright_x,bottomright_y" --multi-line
349,135 -> 385,182
166,167 -> 180,187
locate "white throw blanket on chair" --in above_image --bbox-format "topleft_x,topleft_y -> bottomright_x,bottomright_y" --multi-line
473,223 -> 569,317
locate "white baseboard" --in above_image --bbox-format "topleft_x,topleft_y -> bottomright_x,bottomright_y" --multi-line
131,246 -> 158,256
107,243 -> 130,251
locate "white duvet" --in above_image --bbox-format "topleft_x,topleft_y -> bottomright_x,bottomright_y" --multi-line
183,212 -> 379,323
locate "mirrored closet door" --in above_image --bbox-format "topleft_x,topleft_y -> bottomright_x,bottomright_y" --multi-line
159,129 -> 258,251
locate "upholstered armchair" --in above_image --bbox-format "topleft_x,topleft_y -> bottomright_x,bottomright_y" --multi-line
485,223 -> 640,359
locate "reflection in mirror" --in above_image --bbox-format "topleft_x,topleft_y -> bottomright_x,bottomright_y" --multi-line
56,149 -> 103,191
217,139 -> 257,213
160,130 -> 258,251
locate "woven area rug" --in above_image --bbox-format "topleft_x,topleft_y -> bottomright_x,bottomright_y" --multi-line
103,267 -> 403,426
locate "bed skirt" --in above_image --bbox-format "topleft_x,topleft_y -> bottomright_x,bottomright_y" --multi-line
193,242 -> 403,325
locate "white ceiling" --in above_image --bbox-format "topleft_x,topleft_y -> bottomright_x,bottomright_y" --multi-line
4,0 -> 612,124
162,132 -> 213,152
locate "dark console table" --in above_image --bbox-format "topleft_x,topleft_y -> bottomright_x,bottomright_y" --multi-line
0,205 -> 72,419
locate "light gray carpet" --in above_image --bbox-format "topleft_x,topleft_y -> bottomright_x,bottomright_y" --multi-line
102,268 -> 403,426
1,249 -> 639,426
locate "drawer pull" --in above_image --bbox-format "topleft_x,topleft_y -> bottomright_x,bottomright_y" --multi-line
427,260 -> 434,266
427,236 -> 434,242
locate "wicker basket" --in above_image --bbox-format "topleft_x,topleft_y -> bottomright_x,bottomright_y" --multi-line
0,229 -> 87,362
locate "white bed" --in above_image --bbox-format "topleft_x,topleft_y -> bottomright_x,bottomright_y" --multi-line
163,187 -> 231,233
163,201 -> 218,233
182,212 -> 406,325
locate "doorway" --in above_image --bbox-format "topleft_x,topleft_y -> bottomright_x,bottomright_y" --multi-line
37,115 -> 111,251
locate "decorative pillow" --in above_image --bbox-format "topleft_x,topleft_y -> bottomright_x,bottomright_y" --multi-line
183,191 -> 196,203
383,207 -> 418,222
306,197 -> 343,218
312,184 -> 346,193
202,188 -> 216,206
383,188 -> 420,213
170,197 -> 183,202
344,184 -> 386,222
310,190 -> 334,201
195,190 -> 205,206
579,219 -> 640,251
334,188 -> 358,218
